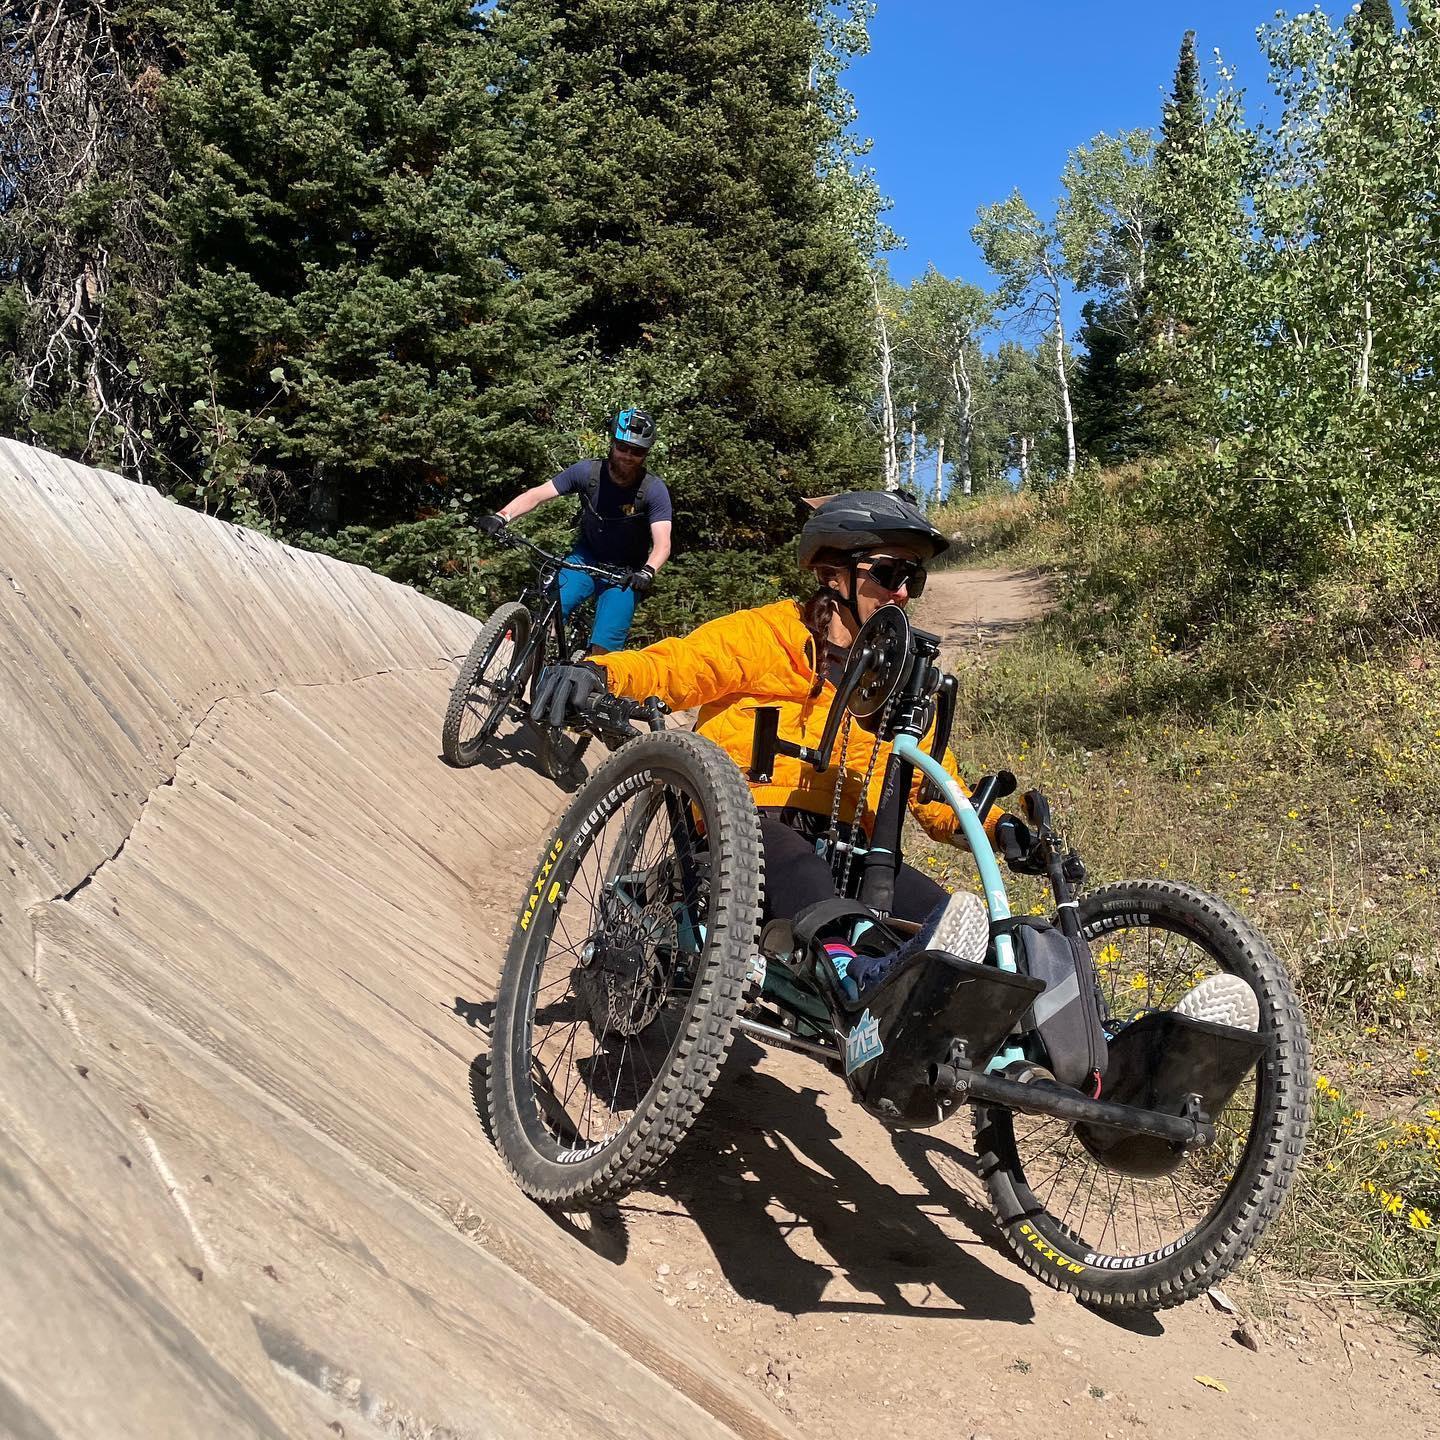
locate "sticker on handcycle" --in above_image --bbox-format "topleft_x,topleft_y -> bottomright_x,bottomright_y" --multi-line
844,1009 -> 884,1074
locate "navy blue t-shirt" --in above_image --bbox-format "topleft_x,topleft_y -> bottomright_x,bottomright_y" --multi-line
552,459 -> 673,568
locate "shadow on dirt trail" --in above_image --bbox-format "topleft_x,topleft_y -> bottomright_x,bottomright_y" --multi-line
647,1045 -> 1035,1326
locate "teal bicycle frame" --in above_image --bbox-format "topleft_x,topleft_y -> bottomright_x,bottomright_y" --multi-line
893,732 -> 1026,1074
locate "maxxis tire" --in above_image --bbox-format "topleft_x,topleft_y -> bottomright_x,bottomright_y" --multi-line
974,878 -> 1311,1311
441,602 -> 531,768
488,729 -> 763,1208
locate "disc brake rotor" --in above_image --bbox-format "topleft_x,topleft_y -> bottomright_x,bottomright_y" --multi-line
575,893 -> 680,1039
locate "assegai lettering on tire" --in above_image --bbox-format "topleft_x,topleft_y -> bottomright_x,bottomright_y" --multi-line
1081,912 -> 1149,938
575,769 -> 655,842
556,1138 -> 609,1164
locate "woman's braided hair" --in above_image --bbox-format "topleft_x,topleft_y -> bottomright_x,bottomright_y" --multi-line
800,547 -> 850,696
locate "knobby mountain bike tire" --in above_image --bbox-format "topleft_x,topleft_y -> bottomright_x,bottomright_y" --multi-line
441,602 -> 532,768
488,730 -> 763,1207
973,879 -> 1310,1310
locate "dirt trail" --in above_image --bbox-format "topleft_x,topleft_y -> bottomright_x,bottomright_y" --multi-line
525,564 -> 1440,1440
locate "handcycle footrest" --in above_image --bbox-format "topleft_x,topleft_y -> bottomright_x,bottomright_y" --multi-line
1073,1011 -> 1269,1177
835,949 -> 1043,1128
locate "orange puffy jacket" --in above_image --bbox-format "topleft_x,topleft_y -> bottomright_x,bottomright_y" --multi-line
595,599 -> 996,845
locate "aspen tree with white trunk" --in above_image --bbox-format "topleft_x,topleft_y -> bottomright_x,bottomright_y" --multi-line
870,266 -> 904,490
906,267 -> 991,499
973,192 -> 1077,476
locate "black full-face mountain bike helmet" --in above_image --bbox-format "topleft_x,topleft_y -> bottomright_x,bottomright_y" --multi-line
798,489 -> 949,569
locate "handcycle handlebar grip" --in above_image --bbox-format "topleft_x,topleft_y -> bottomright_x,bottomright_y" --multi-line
749,706 -> 781,782
575,691 -> 669,728
968,769 -> 1017,825
1021,788 -> 1052,833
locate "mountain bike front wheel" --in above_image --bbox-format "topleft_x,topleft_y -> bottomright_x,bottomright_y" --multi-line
441,602 -> 532,767
973,879 -> 1310,1310
488,730 -> 763,1207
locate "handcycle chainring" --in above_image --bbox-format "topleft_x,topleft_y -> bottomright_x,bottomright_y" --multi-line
846,603 -> 915,722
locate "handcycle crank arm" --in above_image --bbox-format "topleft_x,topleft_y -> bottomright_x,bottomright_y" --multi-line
892,735 -> 1014,967
892,733 -> 1028,1074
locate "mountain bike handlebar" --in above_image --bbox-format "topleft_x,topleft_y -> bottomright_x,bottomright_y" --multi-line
573,689 -> 670,743
491,528 -> 634,589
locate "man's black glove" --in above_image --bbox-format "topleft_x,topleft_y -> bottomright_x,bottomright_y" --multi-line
530,661 -> 607,730
478,512 -> 508,537
626,564 -> 656,596
995,813 -> 1048,875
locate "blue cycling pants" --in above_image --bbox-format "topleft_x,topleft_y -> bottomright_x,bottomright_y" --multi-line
555,552 -> 637,653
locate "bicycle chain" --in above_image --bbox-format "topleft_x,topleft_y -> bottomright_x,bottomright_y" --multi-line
823,712 -> 852,861
834,688 -> 901,899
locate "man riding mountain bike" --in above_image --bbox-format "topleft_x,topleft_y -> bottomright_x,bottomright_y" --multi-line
529,489 -> 1046,998
480,408 -> 672,655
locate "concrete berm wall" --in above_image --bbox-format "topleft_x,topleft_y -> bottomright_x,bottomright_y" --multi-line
0,439 -> 794,1440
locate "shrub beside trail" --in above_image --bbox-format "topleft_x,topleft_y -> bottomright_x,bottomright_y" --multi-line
922,480 -> 1440,1343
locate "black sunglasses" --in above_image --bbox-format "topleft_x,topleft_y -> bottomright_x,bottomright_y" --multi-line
856,556 -> 928,597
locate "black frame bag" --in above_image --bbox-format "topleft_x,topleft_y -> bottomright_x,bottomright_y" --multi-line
1002,917 -> 1109,1090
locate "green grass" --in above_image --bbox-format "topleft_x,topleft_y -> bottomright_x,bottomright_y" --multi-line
917,485 -> 1440,1343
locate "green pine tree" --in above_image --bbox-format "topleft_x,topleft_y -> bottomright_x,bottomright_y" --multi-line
1130,28 -> 1207,454
144,0 -> 570,530
484,0 -> 881,553
1355,0 -> 1398,38
1160,30 -> 1203,175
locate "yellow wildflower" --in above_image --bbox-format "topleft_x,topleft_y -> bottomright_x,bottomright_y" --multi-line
1409,1208 -> 1432,1231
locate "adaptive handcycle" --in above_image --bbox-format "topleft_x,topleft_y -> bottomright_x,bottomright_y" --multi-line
484,605 -> 1311,1311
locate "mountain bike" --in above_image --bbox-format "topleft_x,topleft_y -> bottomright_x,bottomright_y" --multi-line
441,531 -> 636,783
485,604 -> 1311,1312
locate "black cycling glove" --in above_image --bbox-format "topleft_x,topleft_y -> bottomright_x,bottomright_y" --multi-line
478,512 -> 508,537
530,661 -> 607,730
626,564 -> 656,596
995,813 -> 1047,875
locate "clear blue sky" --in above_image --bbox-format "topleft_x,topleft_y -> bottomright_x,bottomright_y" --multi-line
848,1 -> 1349,286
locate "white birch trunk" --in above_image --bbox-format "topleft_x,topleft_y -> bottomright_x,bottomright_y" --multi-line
1018,434 -> 1031,486
1040,258 -> 1076,477
1358,235 -> 1374,396
871,271 -> 900,490
1053,320 -> 1076,477
933,428 -> 946,501
907,410 -> 918,487
951,351 -> 975,498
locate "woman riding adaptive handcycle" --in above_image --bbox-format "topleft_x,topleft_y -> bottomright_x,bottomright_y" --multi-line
486,492 -> 1312,1312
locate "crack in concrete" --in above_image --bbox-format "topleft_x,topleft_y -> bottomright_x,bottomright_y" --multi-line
40,661 -> 451,909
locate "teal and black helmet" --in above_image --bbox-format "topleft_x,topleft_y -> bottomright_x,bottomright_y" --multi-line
611,407 -> 657,451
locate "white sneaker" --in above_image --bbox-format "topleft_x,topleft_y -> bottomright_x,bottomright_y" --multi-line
926,890 -> 990,964
1173,972 -> 1260,1031
849,892 -> 990,1000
